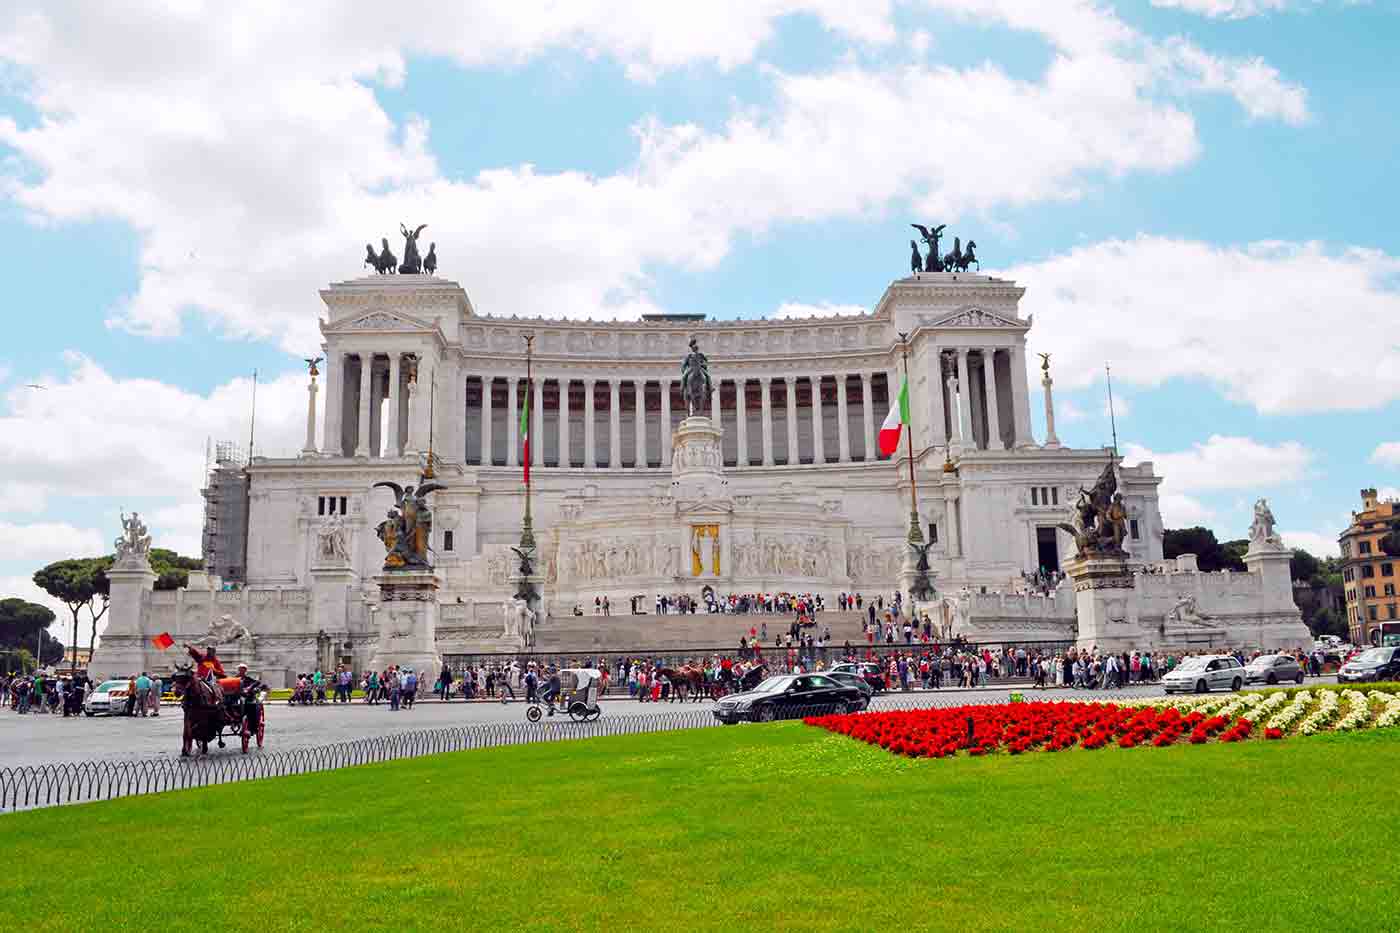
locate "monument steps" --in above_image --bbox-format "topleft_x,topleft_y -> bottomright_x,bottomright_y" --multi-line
533,609 -> 887,652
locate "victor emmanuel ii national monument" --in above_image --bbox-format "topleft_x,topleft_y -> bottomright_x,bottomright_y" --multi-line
89,228 -> 1309,682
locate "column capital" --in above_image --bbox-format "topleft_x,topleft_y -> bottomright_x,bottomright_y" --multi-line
760,376 -> 773,386
784,375 -> 797,386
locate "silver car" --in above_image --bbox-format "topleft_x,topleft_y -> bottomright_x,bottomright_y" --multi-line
1243,654 -> 1304,686
1163,655 -> 1245,694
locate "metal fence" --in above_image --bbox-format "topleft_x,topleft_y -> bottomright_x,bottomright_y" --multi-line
0,690 -> 1142,814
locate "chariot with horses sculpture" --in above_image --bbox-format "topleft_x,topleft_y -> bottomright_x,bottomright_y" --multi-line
171,644 -> 267,756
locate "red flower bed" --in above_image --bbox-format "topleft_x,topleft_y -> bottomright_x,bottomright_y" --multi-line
804,701 -> 1271,759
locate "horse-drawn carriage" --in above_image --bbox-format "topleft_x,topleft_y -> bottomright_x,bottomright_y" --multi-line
526,668 -> 602,723
171,667 -> 267,756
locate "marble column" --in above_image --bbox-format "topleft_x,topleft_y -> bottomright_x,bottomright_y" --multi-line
735,379 -> 748,467
983,348 -> 1004,450
1041,363 -> 1061,449
368,357 -> 385,458
784,376 -> 798,465
955,348 -> 973,450
506,377 -> 519,467
480,377 -> 494,466
387,354 -> 402,457
321,353 -> 342,456
634,380 -> 647,468
660,379 -> 673,467
860,372 -> 875,461
608,380 -> 621,468
946,370 -> 964,448
1011,344 -> 1034,448
711,382 -> 722,435
836,373 -> 850,463
532,376 -> 544,467
810,376 -> 825,464
946,491 -> 962,558
302,370 -> 318,455
558,377 -> 570,468
760,377 -> 774,466
584,378 -> 597,466
355,353 -> 372,457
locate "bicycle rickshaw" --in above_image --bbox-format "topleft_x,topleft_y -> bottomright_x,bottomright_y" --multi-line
526,668 -> 603,723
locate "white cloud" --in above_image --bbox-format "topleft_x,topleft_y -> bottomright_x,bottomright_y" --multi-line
1011,238 -> 1400,415
0,3 -> 1308,353
0,574 -> 72,626
1058,400 -> 1088,423
1280,530 -> 1339,558
0,355 -> 308,554
1124,434 -> 1313,530
771,301 -> 867,319
1149,0 -> 1291,19
1124,434 -> 1314,493
0,521 -> 105,564
1160,38 -> 1308,125
1371,442 -> 1400,468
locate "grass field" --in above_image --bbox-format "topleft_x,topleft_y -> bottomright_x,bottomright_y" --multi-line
3,722 -> 1396,931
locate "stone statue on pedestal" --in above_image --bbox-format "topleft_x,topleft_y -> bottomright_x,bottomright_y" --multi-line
1248,498 -> 1283,549
373,478 -> 444,571
114,512 -> 152,564
680,338 -> 712,417
1058,461 -> 1129,560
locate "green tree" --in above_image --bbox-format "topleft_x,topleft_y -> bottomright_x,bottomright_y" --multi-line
33,558 -> 108,670
150,548 -> 203,591
0,597 -> 65,669
1289,548 -> 1322,583
1162,527 -> 1245,572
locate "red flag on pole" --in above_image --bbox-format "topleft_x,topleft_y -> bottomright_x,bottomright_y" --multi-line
152,632 -> 175,650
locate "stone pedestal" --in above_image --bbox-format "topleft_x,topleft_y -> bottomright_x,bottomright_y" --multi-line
310,564 -> 359,639
1243,542 -> 1314,649
89,559 -> 158,678
506,571 -> 546,648
671,416 -> 725,501
1065,554 -> 1148,652
368,571 -> 441,675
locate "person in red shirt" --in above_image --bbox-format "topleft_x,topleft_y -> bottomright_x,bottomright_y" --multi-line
184,642 -> 226,680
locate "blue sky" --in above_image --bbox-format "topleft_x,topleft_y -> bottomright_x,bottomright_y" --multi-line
2,0 -> 1399,619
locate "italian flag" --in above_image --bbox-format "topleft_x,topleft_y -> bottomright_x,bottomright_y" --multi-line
520,382 -> 531,484
878,376 -> 909,456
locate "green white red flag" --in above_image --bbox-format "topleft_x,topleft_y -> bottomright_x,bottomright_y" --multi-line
878,376 -> 909,456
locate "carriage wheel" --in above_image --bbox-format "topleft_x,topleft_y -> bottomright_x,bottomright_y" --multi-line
526,704 -> 543,723
568,702 -> 588,722
587,707 -> 602,722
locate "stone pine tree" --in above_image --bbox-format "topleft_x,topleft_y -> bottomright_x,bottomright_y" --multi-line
0,597 -> 64,670
32,558 -> 108,670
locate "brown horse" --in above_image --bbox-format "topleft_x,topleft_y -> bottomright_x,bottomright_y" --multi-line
171,665 -> 228,757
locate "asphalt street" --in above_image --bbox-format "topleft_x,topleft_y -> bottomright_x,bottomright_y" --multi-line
0,678 -> 1337,770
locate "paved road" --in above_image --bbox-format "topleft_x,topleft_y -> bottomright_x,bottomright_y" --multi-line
0,678 -> 1336,770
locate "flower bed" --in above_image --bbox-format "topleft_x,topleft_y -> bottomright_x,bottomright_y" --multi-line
804,686 -> 1400,759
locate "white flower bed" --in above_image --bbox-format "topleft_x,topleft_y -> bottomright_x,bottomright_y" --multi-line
1241,691 -> 1290,723
1375,693 -> 1400,729
1298,690 -> 1340,736
1334,690 -> 1372,731
1266,691 -> 1312,732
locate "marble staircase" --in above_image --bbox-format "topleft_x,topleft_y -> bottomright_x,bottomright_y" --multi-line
532,609 -> 882,652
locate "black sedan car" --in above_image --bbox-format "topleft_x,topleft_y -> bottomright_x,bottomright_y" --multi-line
713,674 -> 865,724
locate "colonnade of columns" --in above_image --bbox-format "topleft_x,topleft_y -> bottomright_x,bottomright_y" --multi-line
461,373 -> 897,469
322,351 -> 419,458
937,345 -> 1033,453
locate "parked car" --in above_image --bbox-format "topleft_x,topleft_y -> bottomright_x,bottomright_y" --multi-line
1162,655 -> 1244,694
828,662 -> 887,693
83,679 -> 133,716
1338,646 -> 1400,683
713,674 -> 865,724
822,670 -> 874,706
1244,654 -> 1304,686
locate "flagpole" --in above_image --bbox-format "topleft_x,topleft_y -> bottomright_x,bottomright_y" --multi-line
520,334 -> 536,552
898,332 -> 924,548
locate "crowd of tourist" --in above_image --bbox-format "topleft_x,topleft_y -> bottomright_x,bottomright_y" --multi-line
2,671 -> 95,716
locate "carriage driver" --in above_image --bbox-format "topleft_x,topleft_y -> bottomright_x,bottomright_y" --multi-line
542,666 -> 562,716
184,642 -> 225,682
233,663 -> 265,727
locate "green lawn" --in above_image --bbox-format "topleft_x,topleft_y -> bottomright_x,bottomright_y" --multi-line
3,724 -> 1397,931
